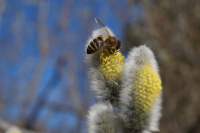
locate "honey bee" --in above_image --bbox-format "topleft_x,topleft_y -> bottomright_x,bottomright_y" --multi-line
87,18 -> 121,54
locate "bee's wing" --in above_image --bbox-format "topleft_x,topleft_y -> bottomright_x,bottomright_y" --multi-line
95,18 -> 110,38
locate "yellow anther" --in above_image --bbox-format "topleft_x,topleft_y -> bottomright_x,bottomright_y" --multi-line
143,82 -> 147,86
131,62 -> 162,113
100,49 -> 124,83
107,69 -> 111,72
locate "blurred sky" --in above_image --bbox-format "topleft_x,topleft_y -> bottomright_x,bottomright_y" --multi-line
0,0 -> 143,132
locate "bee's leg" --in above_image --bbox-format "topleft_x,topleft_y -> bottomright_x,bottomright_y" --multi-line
108,49 -> 114,54
108,49 -> 111,53
102,45 -> 108,53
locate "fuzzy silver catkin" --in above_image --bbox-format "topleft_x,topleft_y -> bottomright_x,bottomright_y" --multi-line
5,126 -> 22,133
85,27 -> 116,103
119,45 -> 162,133
87,102 -> 123,133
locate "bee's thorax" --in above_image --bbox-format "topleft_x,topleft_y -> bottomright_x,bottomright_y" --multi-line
105,36 -> 118,50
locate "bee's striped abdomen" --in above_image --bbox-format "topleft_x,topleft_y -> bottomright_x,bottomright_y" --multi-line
87,36 -> 103,54
87,41 -> 97,54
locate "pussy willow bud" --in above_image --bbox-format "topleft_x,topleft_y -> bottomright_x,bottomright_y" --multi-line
5,126 -> 22,133
85,27 -> 124,105
100,49 -> 124,88
119,45 -> 162,133
87,103 -> 123,133
133,63 -> 162,113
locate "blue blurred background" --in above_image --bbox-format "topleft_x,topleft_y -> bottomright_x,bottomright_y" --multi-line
1,0 -> 200,133
0,0 -> 141,132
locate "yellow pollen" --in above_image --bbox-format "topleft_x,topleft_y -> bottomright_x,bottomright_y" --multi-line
132,63 -> 162,113
100,49 -> 124,83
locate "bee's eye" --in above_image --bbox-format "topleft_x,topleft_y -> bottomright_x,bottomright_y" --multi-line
116,40 -> 121,49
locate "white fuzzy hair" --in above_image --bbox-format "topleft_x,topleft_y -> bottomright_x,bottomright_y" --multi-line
119,45 -> 162,133
85,27 -> 116,103
6,126 -> 22,133
87,102 -> 123,133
